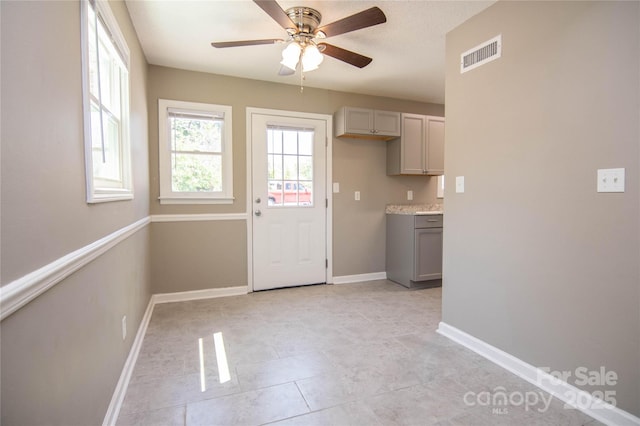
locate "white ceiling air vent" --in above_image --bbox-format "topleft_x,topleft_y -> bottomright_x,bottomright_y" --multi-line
460,34 -> 502,74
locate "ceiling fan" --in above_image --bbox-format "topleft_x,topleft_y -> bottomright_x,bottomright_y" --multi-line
211,0 -> 387,75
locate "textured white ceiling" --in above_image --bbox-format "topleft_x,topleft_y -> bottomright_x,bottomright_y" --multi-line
125,0 -> 495,104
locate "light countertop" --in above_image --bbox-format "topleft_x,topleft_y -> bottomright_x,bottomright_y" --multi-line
386,204 -> 443,215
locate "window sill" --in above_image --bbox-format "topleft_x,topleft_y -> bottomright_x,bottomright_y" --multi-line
88,192 -> 134,204
158,197 -> 235,205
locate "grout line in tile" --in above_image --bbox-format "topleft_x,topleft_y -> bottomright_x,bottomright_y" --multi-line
294,381 -> 312,412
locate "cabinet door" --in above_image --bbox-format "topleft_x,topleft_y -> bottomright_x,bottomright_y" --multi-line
426,117 -> 445,175
344,107 -> 374,134
374,110 -> 401,137
414,228 -> 443,281
401,113 -> 426,175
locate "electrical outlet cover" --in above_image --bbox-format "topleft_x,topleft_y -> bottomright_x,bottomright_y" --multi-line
597,168 -> 625,193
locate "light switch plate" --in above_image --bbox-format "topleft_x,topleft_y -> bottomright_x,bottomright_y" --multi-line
597,168 -> 625,193
407,190 -> 413,201
455,176 -> 465,193
333,182 -> 340,193
355,191 -> 360,201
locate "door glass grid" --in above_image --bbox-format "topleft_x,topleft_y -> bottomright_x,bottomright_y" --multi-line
267,126 -> 313,207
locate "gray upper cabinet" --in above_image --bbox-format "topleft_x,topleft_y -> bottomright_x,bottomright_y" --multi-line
387,113 -> 445,176
335,107 -> 401,140
426,117 -> 445,175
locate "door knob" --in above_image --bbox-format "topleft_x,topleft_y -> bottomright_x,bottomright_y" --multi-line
254,210 -> 262,217
255,197 -> 261,204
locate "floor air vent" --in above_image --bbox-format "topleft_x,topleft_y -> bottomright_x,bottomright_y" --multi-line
460,34 -> 501,73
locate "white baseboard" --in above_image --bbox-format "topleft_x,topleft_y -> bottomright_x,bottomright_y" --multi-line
152,286 -> 248,304
437,322 -> 640,426
102,298 -> 155,426
332,272 -> 387,284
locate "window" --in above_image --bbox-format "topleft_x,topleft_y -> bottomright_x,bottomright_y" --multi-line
266,126 -> 314,207
158,100 -> 233,204
81,0 -> 132,203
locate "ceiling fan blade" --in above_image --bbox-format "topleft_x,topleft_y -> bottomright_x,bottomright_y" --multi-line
253,0 -> 297,31
315,7 -> 386,38
278,65 -> 296,76
318,43 -> 373,68
211,39 -> 283,48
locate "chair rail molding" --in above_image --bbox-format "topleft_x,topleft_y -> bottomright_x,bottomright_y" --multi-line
0,216 -> 151,321
150,213 -> 248,222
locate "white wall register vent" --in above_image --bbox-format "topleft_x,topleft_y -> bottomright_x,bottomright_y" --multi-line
460,35 -> 502,73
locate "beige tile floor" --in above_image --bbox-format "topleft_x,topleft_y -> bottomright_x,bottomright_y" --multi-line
117,280 -> 600,426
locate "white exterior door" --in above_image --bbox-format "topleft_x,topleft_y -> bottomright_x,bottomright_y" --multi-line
250,111 -> 327,291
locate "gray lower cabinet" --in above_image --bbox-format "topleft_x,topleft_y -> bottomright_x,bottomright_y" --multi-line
415,228 -> 443,281
386,214 -> 443,288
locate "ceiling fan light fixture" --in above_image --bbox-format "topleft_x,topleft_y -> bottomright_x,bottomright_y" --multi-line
280,42 -> 301,70
301,43 -> 323,72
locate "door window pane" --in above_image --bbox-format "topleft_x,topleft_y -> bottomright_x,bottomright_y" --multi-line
299,132 -> 313,155
283,155 -> 298,180
267,126 -> 314,207
298,156 -> 313,181
282,130 -> 298,154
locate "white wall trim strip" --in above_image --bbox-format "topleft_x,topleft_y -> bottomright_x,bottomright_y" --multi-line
437,322 -> 640,426
150,213 -> 247,223
0,216 -> 151,321
152,286 -> 248,304
104,285 -> 249,424
332,272 -> 387,284
102,298 -> 155,426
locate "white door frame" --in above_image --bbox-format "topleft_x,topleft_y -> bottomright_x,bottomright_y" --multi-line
246,107 -> 333,292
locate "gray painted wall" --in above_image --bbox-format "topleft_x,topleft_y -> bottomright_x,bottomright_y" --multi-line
1,0 -> 152,424
147,66 -> 444,292
151,221 -> 247,294
1,229 -> 151,425
443,1 -> 639,416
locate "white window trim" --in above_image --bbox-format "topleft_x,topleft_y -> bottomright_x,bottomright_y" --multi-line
158,99 -> 234,204
80,0 -> 133,203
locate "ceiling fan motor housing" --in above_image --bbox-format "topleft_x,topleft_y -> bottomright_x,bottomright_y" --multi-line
285,7 -> 324,39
